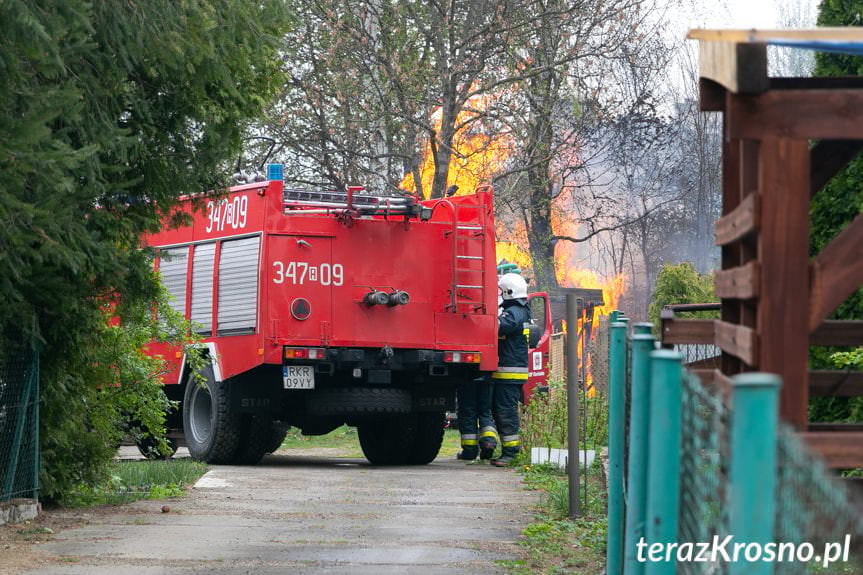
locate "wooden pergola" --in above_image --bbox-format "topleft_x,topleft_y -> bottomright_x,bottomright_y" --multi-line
664,29 -> 863,470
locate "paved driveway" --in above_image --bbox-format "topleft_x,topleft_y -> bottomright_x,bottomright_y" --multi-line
21,452 -> 535,574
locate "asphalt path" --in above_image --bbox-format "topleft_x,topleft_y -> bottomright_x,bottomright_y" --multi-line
22,449 -> 535,575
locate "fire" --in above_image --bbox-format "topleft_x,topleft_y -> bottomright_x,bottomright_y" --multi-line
495,241 -> 531,270
401,93 -> 511,199
558,267 -> 626,398
401,87 -> 625,398
561,268 -> 625,316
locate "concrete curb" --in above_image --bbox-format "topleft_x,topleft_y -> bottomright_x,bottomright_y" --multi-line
0,498 -> 40,526
600,446 -> 609,489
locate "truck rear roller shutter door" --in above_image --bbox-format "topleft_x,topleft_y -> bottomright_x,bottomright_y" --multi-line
159,247 -> 188,317
190,242 -> 216,335
218,236 -> 260,334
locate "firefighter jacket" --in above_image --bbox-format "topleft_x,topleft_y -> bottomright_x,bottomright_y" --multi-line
492,299 -> 531,384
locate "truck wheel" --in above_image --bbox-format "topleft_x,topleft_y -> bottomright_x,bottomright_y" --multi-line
232,415 -> 271,465
405,411 -> 446,465
309,388 -> 412,416
265,423 -> 289,453
136,435 -> 178,460
358,416 -> 411,465
183,365 -> 242,464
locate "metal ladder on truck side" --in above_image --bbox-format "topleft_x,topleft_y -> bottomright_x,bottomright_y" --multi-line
438,200 -> 487,313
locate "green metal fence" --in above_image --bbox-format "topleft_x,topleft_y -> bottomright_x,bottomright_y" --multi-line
606,317 -> 863,574
0,342 -> 40,501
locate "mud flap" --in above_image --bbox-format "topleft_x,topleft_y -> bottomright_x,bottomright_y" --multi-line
228,368 -> 284,415
412,385 -> 455,412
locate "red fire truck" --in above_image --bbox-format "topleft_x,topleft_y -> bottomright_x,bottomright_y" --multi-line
144,165 -> 550,465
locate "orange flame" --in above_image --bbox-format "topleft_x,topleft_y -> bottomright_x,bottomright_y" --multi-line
495,241 -> 531,270
402,87 -> 623,396
559,268 -> 626,397
401,93 -> 511,200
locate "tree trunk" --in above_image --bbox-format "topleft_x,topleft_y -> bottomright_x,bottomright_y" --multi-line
524,62 -> 559,292
430,95 -> 458,199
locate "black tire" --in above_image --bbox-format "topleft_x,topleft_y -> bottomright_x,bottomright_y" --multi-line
308,388 -> 412,416
358,416 -> 411,465
136,435 -> 178,460
183,365 -> 242,464
264,423 -> 289,453
232,415 -> 272,465
405,411 -> 446,465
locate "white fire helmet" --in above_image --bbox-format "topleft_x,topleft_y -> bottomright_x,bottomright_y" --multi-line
499,272 -> 528,301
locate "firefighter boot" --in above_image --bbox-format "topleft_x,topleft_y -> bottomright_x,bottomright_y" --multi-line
457,446 -> 478,460
457,434 -> 479,460
492,433 -> 520,467
478,427 -> 498,460
491,449 -> 519,467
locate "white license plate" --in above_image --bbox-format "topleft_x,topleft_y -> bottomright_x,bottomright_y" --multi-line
283,365 -> 315,389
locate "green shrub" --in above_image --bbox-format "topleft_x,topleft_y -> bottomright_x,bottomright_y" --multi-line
647,263 -> 717,328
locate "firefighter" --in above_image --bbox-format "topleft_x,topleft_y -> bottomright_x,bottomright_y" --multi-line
456,291 -> 503,461
455,375 -> 497,461
490,272 -> 531,467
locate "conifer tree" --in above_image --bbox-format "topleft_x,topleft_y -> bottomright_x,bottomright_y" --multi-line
0,0 -> 290,497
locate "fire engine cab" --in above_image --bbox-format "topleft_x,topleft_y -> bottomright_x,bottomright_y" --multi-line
144,164 -> 508,465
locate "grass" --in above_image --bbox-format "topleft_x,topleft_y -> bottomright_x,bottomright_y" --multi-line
62,459 -> 207,507
277,423 -> 463,459
520,382 -> 609,454
501,462 -> 607,575
280,425 -> 364,456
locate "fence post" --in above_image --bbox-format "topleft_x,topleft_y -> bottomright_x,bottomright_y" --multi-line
566,294 -> 581,518
644,350 -> 683,575
633,323 -> 652,336
728,373 -> 781,575
606,320 -> 628,575
624,326 -> 656,574
31,344 -> 40,500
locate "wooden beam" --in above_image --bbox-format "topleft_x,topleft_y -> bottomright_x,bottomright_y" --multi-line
810,140 -> 863,198
771,77 -> 863,91
759,138 -> 810,429
715,320 -> 758,366
715,261 -> 759,299
808,423 -> 863,432
685,356 -> 721,370
714,193 -> 759,246
799,431 -> 863,469
811,320 -> 863,346
728,90 -> 863,139
809,213 -> 863,331
660,319 -> 715,345
810,371 -> 863,397
698,41 -> 768,94
688,28 -> 863,43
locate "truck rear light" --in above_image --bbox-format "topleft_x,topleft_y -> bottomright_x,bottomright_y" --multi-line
443,351 -> 481,364
284,347 -> 326,360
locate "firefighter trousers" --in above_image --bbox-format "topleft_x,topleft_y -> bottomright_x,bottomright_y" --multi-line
492,383 -> 523,457
457,377 -> 496,451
